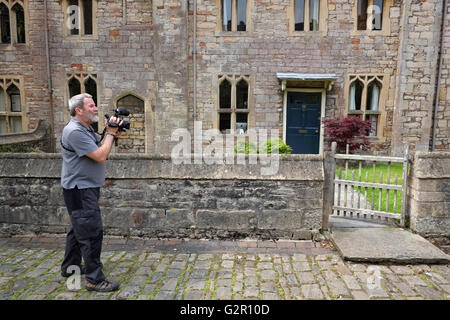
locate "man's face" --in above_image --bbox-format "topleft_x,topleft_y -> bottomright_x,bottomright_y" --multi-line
78,97 -> 98,125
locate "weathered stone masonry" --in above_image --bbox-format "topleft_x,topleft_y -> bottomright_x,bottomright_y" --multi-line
1,0 -> 449,155
0,153 -> 324,239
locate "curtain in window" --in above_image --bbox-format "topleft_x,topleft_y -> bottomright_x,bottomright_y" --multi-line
237,0 -> 246,31
7,85 -> 21,112
310,0 -> 320,31
368,83 -> 380,111
295,0 -> 305,31
12,4 -> 25,43
222,0 -> 232,31
0,3 -> 11,43
349,83 -> 356,110
0,88 -> 5,112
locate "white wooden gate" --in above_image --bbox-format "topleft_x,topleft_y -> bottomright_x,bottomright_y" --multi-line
330,142 -> 410,227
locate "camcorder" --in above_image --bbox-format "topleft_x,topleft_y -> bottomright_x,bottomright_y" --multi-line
101,108 -> 131,146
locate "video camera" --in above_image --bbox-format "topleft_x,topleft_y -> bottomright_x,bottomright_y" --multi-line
101,108 -> 131,146
104,108 -> 131,132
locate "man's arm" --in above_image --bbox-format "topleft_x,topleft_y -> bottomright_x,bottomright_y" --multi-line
86,117 -> 122,163
86,134 -> 116,163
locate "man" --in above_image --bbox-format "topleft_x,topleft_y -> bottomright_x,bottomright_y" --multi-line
60,93 -> 122,292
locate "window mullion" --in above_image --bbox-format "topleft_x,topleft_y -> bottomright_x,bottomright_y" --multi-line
361,77 -> 368,120
305,0 -> 310,32
80,0 -> 85,35
232,0 -> 237,32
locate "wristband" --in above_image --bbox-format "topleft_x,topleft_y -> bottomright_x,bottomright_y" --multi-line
106,132 -> 116,137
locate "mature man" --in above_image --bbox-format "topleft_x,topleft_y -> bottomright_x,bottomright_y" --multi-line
60,93 -> 122,292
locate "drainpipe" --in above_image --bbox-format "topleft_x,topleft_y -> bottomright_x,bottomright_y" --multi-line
193,0 -> 197,122
431,0 -> 447,151
44,0 -> 55,152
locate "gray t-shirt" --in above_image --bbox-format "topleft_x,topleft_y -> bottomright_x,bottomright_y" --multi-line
61,118 -> 106,189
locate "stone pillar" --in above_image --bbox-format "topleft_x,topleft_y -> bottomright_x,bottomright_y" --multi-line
152,0 -> 189,154
408,152 -> 450,239
392,0 -> 444,155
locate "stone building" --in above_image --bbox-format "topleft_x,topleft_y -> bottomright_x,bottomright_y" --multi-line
0,0 -> 448,156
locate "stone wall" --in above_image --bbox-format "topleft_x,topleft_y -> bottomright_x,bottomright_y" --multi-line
392,0 -> 446,155
408,152 -> 450,239
0,153 -> 324,240
189,0 -> 403,154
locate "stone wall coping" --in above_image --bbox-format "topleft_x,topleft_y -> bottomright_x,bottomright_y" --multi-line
0,153 -> 324,181
412,152 -> 450,179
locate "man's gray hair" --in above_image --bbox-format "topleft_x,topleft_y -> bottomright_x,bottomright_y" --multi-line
69,93 -> 93,116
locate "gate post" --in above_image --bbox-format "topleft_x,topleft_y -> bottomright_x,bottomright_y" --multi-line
322,141 -> 337,231
401,144 -> 410,228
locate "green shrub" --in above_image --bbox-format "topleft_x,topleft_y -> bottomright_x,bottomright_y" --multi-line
234,140 -> 258,154
259,138 -> 292,154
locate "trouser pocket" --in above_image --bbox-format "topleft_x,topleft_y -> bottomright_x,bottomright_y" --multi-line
71,209 -> 103,240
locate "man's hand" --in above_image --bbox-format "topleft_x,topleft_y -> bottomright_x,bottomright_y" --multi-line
105,116 -> 123,135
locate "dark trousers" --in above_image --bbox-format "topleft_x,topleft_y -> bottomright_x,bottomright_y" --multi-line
61,187 -> 106,284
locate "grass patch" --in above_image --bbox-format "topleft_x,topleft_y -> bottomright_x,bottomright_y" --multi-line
336,163 -> 407,214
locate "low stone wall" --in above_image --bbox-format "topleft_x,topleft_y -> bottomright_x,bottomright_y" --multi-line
408,152 -> 450,240
0,153 -> 324,240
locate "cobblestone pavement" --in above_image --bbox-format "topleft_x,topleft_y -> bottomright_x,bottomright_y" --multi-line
0,235 -> 449,300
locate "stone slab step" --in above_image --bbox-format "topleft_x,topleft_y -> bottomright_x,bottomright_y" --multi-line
330,226 -> 450,264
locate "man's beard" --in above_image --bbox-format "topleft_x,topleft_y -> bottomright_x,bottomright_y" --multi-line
83,113 -> 99,124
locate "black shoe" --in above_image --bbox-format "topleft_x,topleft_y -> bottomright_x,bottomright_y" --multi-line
86,279 -> 120,292
61,265 -> 86,278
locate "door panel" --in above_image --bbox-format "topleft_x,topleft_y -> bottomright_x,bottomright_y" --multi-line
286,92 -> 321,154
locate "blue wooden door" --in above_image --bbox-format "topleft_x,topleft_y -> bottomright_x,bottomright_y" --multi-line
286,92 -> 321,154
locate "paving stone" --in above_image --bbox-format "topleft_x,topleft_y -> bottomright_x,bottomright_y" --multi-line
392,281 -> 417,296
260,281 -> 278,292
414,285 -> 444,299
187,279 -> 206,291
262,292 -> 280,300
170,261 -> 187,269
244,268 -> 257,277
190,269 -> 209,279
292,254 -> 308,262
342,275 -> 362,290
34,281 -> 60,294
160,278 -> 178,291
117,286 -> 141,300
244,276 -> 258,287
243,287 -> 259,297
400,275 -> 428,287
184,290 -> 203,300
154,290 -> 175,300
296,272 -> 315,284
127,276 -> 148,286
221,260 -> 234,268
289,286 -> 302,299
216,287 -> 232,300
330,280 -> 350,297
351,290 -> 370,300
143,284 -> 157,293
301,284 -> 324,299
54,292 -> 78,300
390,266 -> 415,275
292,262 -> 310,272
259,270 -> 277,281
257,254 -> 272,262
150,272 -> 164,283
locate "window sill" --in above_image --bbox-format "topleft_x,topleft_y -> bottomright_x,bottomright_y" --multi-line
215,31 -> 252,37
65,34 -> 99,41
288,31 -> 327,37
0,43 -> 29,50
350,30 -> 389,37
